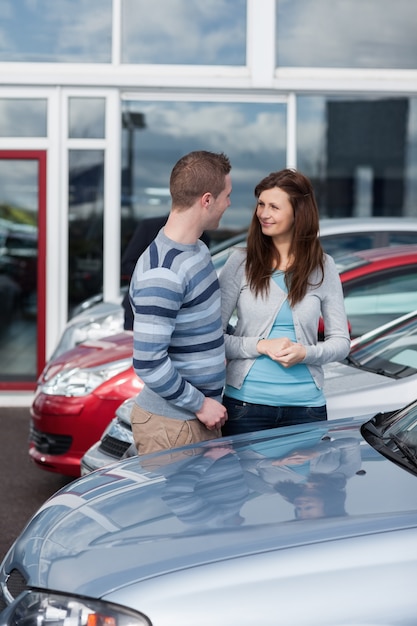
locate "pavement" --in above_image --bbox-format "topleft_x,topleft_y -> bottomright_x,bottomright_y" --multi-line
0,408 -> 72,562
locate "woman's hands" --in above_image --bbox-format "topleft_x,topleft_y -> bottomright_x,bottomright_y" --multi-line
257,337 -> 306,367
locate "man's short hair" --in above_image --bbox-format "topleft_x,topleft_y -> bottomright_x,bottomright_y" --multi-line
170,150 -> 231,208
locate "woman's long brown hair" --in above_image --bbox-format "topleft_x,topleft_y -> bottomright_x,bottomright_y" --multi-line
246,168 -> 324,305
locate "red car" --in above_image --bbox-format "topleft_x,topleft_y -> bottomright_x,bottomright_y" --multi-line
29,332 -> 142,477
29,244 -> 417,477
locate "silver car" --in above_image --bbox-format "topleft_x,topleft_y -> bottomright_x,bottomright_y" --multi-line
325,308 -> 417,419
1,403 -> 417,625
80,396 -> 136,474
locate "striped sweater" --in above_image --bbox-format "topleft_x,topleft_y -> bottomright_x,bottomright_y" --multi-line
130,229 -> 225,420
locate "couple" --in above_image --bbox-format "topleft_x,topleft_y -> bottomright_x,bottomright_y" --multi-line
129,150 -> 350,456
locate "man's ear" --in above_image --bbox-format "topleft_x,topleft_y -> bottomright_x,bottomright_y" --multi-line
201,191 -> 213,208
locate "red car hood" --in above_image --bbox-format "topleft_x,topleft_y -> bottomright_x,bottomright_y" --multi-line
40,331 -> 134,382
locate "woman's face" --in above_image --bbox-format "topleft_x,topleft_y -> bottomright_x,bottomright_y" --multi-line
256,186 -> 295,242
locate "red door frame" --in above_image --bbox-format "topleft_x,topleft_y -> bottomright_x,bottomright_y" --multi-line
0,150 -> 47,391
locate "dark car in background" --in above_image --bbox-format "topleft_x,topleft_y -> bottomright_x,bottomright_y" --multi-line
0,222 -> 37,321
3,402 -> 417,625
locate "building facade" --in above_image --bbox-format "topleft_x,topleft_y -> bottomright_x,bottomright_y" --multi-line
0,0 -> 416,396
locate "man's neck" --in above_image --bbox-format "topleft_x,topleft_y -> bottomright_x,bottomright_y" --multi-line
163,209 -> 203,244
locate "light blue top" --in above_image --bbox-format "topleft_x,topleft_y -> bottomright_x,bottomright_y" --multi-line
225,272 -> 325,406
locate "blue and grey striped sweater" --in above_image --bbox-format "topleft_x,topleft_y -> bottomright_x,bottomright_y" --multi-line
130,229 -> 225,420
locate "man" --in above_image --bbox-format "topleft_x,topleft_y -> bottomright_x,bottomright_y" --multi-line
121,215 -> 210,330
129,150 -> 232,454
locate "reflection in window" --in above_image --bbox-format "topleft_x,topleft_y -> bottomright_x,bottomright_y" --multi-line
276,0 -> 417,69
68,150 -> 104,312
0,99 -> 47,137
296,95 -> 417,219
120,100 -> 286,252
0,159 -> 38,380
69,98 -> 105,139
121,0 -> 246,65
0,0 -> 112,63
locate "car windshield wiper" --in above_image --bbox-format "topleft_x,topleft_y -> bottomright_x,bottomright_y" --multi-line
388,433 -> 417,469
345,355 -> 388,376
344,354 -> 362,368
361,362 -> 414,378
346,355 -> 412,378
361,420 -> 417,475
360,365 -> 391,376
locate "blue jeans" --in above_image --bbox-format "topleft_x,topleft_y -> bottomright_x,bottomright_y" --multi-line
222,395 -> 327,436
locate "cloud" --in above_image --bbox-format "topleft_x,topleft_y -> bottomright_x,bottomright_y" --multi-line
121,0 -> 246,64
124,100 -> 287,224
0,0 -> 111,62
277,0 -> 417,68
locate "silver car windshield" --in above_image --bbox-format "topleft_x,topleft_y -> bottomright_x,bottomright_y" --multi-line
347,314 -> 417,378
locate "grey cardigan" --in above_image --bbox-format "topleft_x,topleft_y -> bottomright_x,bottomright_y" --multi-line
219,248 -> 350,391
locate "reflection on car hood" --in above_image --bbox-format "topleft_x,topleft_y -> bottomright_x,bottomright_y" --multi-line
7,419 -> 417,599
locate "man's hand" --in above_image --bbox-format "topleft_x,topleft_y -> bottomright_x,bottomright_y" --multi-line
195,397 -> 228,430
204,446 -> 234,460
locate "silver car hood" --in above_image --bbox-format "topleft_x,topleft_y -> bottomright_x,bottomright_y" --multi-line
5,421 -> 417,600
324,361 -> 417,419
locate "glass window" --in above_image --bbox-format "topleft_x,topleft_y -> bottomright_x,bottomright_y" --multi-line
121,0 -> 246,65
343,268 -> 417,338
352,316 -> 417,377
296,95 -> 417,220
0,99 -> 47,137
276,0 -> 417,69
321,233 -> 375,259
120,100 -> 286,256
0,0 -> 112,63
69,98 -> 106,139
68,150 -> 104,312
0,159 -> 38,380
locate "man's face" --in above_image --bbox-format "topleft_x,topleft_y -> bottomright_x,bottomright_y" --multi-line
209,173 -> 232,229
293,495 -> 325,519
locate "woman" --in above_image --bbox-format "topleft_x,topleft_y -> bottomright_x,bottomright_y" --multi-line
220,168 -> 350,436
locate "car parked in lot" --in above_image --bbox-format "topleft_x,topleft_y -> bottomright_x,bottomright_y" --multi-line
51,217 -> 417,357
30,244 -> 417,477
324,308 -> 417,417
80,396 -> 136,474
29,332 -> 142,477
318,215 -> 417,256
3,402 -> 417,625
335,244 -> 417,338
81,308 -> 417,474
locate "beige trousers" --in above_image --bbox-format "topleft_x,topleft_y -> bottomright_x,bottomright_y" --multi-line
130,403 -> 222,456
